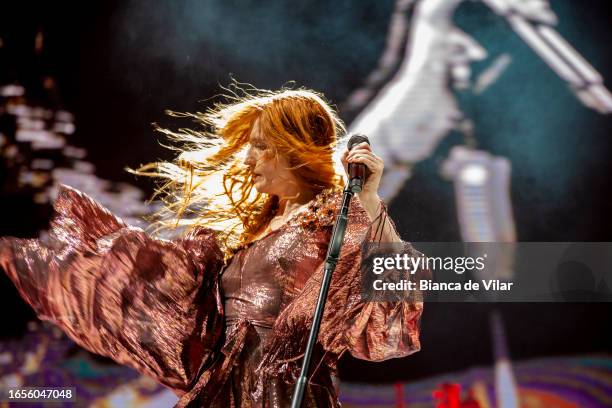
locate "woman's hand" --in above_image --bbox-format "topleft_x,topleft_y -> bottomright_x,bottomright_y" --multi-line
341,142 -> 385,221
341,142 -> 402,243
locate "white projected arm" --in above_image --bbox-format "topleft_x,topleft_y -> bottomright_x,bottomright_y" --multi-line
340,0 -> 612,203
339,0 -> 478,200
482,0 -> 612,113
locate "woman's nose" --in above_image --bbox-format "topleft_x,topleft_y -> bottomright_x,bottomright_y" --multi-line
244,147 -> 255,166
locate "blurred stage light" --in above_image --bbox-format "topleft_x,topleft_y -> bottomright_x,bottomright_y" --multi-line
491,312 -> 520,408
442,146 -> 516,243
442,146 -> 516,281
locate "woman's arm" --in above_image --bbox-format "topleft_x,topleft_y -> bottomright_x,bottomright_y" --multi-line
0,185 -> 225,394
339,141 -> 427,360
358,194 -> 402,243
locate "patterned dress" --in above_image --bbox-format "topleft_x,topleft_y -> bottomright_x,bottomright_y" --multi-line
0,184 -> 426,407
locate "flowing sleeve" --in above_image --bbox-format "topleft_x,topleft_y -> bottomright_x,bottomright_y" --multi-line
339,199 -> 430,361
0,185 -> 225,395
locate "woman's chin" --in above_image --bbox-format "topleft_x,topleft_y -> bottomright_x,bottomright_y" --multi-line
252,181 -> 267,194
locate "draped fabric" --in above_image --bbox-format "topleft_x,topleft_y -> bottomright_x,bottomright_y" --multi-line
1,185 -> 426,407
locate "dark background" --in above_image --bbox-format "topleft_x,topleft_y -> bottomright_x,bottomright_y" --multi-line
1,0 -> 611,383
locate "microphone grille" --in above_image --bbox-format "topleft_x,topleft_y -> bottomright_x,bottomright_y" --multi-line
347,133 -> 370,150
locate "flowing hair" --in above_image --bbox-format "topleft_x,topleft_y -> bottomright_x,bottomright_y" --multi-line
130,85 -> 346,256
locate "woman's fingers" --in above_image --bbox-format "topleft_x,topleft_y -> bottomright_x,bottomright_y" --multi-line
343,144 -> 382,176
348,154 -> 383,172
347,144 -> 372,156
348,154 -> 383,198
354,142 -> 371,151
347,150 -> 381,164
342,143 -> 384,197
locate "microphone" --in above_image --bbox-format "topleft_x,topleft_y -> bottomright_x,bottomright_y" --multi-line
347,133 -> 370,193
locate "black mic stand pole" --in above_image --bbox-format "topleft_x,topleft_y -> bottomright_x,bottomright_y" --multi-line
291,179 -> 362,408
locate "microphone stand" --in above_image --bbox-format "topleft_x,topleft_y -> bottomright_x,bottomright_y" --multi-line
290,183 -> 359,408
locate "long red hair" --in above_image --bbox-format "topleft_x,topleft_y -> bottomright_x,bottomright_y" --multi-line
132,85 -> 345,255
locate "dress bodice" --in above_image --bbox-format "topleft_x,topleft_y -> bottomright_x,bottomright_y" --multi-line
221,232 -> 285,329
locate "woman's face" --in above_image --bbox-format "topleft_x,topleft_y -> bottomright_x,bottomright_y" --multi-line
244,119 -> 302,197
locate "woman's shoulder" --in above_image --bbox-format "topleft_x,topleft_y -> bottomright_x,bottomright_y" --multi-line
292,188 -> 340,230
292,187 -> 370,231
